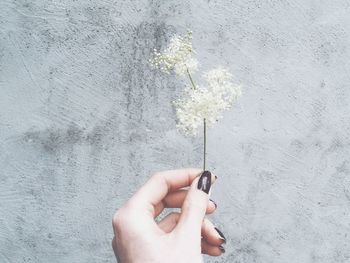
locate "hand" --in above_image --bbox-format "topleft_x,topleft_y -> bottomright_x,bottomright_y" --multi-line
112,168 -> 226,263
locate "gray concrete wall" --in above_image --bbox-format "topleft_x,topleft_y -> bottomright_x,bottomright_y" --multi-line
1,0 -> 350,262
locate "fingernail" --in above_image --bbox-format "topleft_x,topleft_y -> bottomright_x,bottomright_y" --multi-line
219,245 -> 225,253
214,227 -> 226,244
197,170 -> 212,194
210,199 -> 217,209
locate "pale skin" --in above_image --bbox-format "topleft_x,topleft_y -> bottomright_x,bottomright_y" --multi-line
112,168 -> 226,263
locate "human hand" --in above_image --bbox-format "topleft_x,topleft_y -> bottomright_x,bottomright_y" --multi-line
112,168 -> 226,263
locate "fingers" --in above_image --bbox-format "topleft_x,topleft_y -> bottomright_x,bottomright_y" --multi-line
201,218 -> 226,246
158,212 -> 226,257
201,239 -> 225,256
174,171 -> 216,238
159,213 -> 226,246
129,168 -> 204,216
153,189 -> 217,217
113,168 -> 217,237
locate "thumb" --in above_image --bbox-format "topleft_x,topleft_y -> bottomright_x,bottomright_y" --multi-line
174,170 -> 216,239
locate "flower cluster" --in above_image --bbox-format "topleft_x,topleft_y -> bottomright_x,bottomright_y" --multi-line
150,31 -> 242,136
150,31 -> 198,77
174,67 -> 241,136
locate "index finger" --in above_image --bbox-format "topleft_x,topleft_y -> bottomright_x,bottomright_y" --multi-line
129,168 -> 216,215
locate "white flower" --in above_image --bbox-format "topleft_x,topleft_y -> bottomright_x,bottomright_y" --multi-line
173,67 -> 241,136
203,67 -> 242,99
203,67 -> 232,87
150,31 -> 242,137
150,31 -> 198,77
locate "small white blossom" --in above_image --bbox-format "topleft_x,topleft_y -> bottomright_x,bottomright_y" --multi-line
203,67 -> 242,101
203,67 -> 232,89
173,67 -> 241,136
150,31 -> 198,77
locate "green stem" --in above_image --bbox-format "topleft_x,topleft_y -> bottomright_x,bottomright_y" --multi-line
203,118 -> 207,171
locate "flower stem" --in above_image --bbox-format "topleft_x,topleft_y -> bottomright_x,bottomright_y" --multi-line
203,118 -> 207,171
186,67 -> 196,90
185,67 -> 207,171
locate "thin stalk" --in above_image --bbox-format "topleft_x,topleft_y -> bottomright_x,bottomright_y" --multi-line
186,67 -> 197,90
203,118 -> 207,171
186,67 -> 207,171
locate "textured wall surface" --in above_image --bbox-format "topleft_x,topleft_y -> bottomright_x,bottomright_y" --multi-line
1,0 -> 350,262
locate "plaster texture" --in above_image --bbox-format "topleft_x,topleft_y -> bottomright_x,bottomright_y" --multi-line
1,0 -> 350,262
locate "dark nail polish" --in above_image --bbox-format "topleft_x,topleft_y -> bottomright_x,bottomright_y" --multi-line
210,199 -> 217,209
197,170 -> 212,194
219,245 -> 225,253
214,227 -> 226,243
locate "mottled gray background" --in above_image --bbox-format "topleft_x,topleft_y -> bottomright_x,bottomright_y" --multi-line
1,0 -> 350,262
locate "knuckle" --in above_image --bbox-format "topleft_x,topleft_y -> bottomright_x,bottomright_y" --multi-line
152,171 -> 163,181
112,201 -> 139,233
112,208 -> 127,230
150,172 -> 167,187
